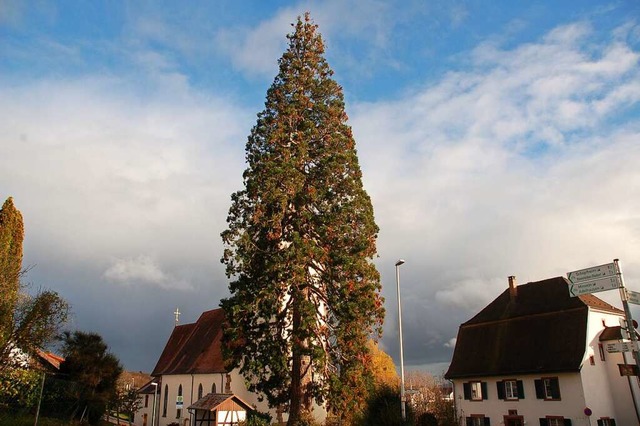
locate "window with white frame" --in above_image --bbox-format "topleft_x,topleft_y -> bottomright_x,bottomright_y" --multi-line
497,379 -> 524,400
597,418 -> 616,426
543,379 -> 555,399
471,382 -> 482,400
463,381 -> 487,401
539,417 -> 572,426
466,415 -> 490,426
534,377 -> 561,400
505,381 -> 517,400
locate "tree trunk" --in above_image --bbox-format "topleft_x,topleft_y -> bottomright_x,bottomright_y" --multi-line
288,297 -> 303,426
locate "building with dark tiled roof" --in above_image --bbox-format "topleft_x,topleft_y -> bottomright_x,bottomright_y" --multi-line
445,276 -> 638,426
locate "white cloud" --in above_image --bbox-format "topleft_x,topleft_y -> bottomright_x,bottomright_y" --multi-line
0,74 -> 249,295
214,0 -> 399,78
215,9 -> 296,77
2,8 -> 639,370
104,255 -> 190,290
354,22 -> 640,355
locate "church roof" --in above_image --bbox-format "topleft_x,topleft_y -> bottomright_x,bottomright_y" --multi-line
152,308 -> 227,376
445,276 -> 623,379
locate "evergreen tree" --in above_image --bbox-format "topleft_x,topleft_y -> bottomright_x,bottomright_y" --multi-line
0,197 -> 24,350
59,331 -> 123,424
221,13 -> 384,425
0,197 -> 69,371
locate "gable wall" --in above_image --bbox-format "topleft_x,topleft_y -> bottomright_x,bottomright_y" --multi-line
580,308 -> 639,425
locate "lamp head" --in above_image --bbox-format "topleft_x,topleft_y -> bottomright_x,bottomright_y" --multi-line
395,259 -> 405,267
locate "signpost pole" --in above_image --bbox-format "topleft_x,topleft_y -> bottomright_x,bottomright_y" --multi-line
615,259 -> 640,371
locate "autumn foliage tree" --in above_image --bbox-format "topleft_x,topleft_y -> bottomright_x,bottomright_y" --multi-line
0,197 -> 24,353
221,13 -> 384,425
0,197 -> 69,371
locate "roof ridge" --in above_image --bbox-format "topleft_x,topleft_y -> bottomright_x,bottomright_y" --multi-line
461,305 -> 587,329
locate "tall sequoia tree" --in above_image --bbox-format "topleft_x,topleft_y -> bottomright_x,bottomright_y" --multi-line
221,14 -> 384,425
0,197 -> 24,351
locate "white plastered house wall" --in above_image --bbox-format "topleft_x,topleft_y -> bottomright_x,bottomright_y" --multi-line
147,372 -> 272,426
446,276 -> 639,426
580,306 -> 640,425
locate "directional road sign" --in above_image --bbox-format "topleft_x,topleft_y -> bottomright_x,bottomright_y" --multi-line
628,289 -> 640,305
606,341 -> 638,353
568,275 -> 620,297
567,262 -> 616,284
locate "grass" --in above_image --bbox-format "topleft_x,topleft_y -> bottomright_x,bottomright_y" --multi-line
0,412 -> 114,426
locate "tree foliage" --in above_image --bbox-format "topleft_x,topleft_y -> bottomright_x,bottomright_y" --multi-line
404,371 -> 456,426
0,197 -> 24,351
111,387 -> 142,425
59,331 -> 123,424
356,386 -> 412,426
0,367 -> 41,409
0,197 -> 69,371
367,340 -> 399,391
220,13 -> 384,425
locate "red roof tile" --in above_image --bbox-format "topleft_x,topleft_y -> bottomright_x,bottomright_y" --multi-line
151,308 -> 227,376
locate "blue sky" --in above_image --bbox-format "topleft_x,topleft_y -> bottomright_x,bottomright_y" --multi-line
1,0 -> 639,374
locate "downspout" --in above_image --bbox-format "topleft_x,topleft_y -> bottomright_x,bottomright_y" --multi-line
191,374 -> 195,426
449,379 -> 458,425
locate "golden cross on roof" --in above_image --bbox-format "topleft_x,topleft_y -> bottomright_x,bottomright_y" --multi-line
174,308 -> 181,326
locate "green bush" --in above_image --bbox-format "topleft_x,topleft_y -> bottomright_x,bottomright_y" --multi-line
240,409 -> 272,426
355,386 -> 414,426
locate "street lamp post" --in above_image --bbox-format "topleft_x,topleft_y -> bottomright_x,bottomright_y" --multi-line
151,382 -> 158,426
395,259 -> 406,422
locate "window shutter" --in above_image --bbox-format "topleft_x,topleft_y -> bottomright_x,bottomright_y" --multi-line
481,382 -> 488,400
550,378 -> 561,399
563,419 -> 572,426
539,419 -> 548,426
596,420 -> 603,426
517,380 -> 525,398
484,417 -> 491,426
610,420 -> 616,426
496,381 -> 505,400
463,382 -> 471,400
534,379 -> 544,399
466,418 -> 473,426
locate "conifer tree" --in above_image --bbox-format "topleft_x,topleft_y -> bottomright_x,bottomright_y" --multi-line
0,197 -> 69,371
0,197 -> 24,351
221,14 -> 384,425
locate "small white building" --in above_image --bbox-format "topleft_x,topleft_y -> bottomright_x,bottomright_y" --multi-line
445,276 -> 640,426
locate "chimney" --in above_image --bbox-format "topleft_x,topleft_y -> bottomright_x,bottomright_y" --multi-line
508,276 -> 517,300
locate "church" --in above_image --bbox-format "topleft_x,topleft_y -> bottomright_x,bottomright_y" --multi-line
136,307 -> 327,426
